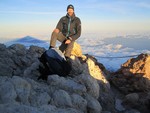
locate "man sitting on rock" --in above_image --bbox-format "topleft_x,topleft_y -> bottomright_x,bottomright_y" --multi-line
49,4 -> 81,59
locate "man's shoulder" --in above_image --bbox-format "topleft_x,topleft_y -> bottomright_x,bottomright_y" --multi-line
60,16 -> 67,20
74,16 -> 81,22
75,16 -> 80,19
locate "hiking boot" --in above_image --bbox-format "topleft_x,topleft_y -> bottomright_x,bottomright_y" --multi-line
49,46 -> 54,49
65,56 -> 71,61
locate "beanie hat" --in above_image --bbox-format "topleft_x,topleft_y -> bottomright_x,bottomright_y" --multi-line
67,4 -> 74,11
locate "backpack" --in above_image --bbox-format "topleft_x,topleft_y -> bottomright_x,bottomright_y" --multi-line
38,48 -> 72,80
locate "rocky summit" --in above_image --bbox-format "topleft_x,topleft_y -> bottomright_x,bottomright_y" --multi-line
0,43 -> 150,113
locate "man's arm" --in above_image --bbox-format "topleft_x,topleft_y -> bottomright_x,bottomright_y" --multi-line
70,18 -> 81,41
56,18 -> 63,31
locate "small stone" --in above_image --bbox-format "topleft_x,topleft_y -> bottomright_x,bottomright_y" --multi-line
85,94 -> 102,113
125,93 -> 139,103
51,89 -> 72,107
115,99 -> 125,111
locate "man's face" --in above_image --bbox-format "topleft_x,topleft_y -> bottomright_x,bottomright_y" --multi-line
67,8 -> 74,16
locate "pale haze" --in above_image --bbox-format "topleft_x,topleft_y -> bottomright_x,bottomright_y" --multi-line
0,0 -> 150,42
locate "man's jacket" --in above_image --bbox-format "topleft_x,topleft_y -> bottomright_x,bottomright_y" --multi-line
56,13 -> 81,41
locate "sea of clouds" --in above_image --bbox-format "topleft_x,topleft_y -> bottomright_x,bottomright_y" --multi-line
3,34 -> 150,72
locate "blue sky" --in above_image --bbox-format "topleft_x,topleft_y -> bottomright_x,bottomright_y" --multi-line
0,0 -> 150,41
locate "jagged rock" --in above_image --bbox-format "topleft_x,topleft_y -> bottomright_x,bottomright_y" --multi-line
23,59 -> 40,77
86,57 -> 103,78
0,44 -> 45,77
85,56 -> 110,89
47,75 -> 87,95
125,93 -> 139,103
38,105 -> 57,113
0,62 -> 14,76
115,99 -> 125,111
0,81 -> 17,104
71,94 -> 87,112
8,44 -> 27,56
0,103 -> 84,113
120,53 -> 150,91
0,103 -> 41,113
0,48 -> 15,76
121,54 -> 150,78
98,92 -> 115,112
85,94 -> 102,113
11,76 -> 31,105
28,45 -> 46,58
124,109 -> 140,113
29,92 -> 51,107
70,55 -> 115,112
0,44 -> 6,51
68,54 -> 115,112
70,43 -> 107,76
71,42 -> 82,57
54,108 -> 84,113
75,74 -> 100,99
70,55 -> 85,75
51,89 -> 72,107
102,111 -> 111,113
2,43 -> 150,113
0,43 -> 111,113
110,53 -> 150,113
111,53 -> 150,93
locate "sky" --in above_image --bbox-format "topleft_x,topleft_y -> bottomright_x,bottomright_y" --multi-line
0,0 -> 150,42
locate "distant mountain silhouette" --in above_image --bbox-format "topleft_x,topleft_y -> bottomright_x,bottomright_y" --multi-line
14,36 -> 46,43
5,36 -> 49,48
103,36 -> 150,50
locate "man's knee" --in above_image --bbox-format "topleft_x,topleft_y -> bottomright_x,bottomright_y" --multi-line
51,29 -> 60,39
53,29 -> 60,34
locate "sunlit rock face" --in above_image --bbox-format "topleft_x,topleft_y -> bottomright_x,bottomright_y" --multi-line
121,53 -> 150,79
111,53 -> 150,93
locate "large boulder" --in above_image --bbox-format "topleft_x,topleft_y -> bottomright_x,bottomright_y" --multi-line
75,74 -> 100,99
0,103 -> 42,113
125,93 -> 139,104
71,42 -> 83,57
51,89 -> 72,107
110,53 -> 150,113
71,94 -> 87,112
111,53 -> 150,93
11,76 -> 31,105
0,44 -> 45,77
0,43 -> 114,113
0,80 -> 17,104
47,75 -> 87,95
85,94 -> 102,113
70,51 -> 114,112
120,53 -> 150,78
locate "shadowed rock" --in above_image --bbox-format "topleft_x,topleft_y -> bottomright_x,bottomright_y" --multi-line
0,43 -> 105,113
1,43 -> 149,113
